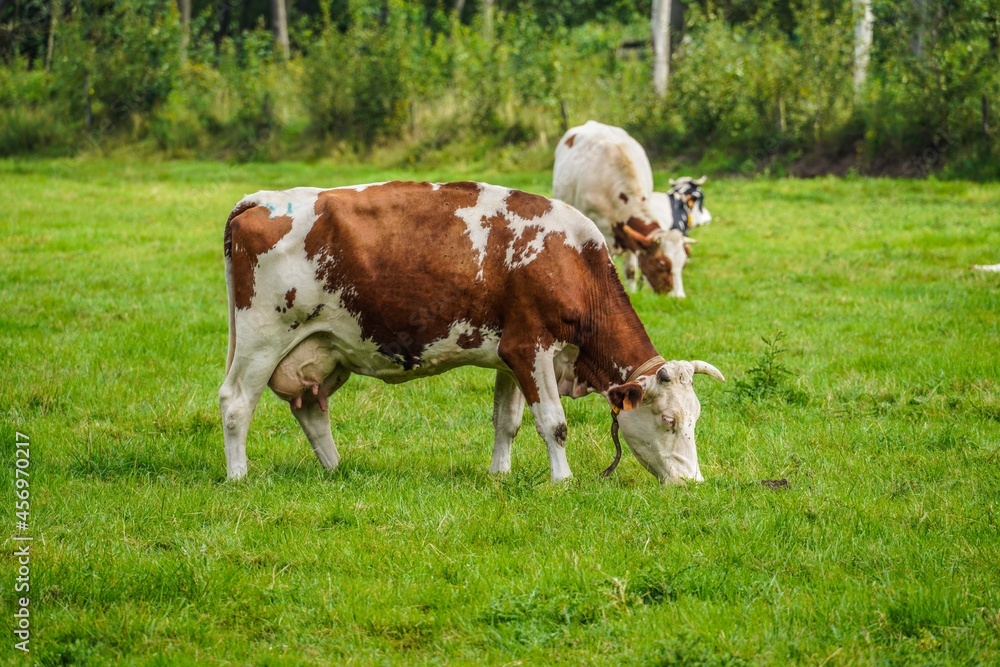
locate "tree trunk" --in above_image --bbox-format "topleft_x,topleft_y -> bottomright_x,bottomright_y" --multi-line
853,0 -> 874,94
453,0 -> 466,19
45,0 -> 59,71
273,0 -> 290,61
652,0 -> 671,99
177,0 -> 190,65
482,0 -> 494,41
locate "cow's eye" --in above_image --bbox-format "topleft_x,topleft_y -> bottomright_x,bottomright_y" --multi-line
661,415 -> 676,430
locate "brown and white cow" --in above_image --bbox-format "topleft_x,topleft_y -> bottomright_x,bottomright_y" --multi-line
553,121 -> 695,296
220,181 -> 724,484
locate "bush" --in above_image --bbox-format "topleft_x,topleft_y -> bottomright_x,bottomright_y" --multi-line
302,1 -> 414,147
0,58 -> 76,156
731,332 -> 809,405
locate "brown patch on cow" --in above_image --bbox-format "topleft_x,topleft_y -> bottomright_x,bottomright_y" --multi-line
223,200 -> 257,260
285,288 -> 296,309
618,192 -> 629,204
227,205 -> 294,310
289,180 -> 658,401
505,189 -> 552,220
638,252 -> 674,294
304,181 -> 484,370
554,423 -> 568,446
289,321 -> 300,330
456,329 -> 484,350
564,134 -> 576,148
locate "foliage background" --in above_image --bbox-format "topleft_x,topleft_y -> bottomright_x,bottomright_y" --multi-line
1,0 -> 997,177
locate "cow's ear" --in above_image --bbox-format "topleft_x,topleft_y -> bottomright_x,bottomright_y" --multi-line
608,382 -> 644,412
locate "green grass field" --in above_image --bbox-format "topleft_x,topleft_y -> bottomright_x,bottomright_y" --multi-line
2,158 -> 999,665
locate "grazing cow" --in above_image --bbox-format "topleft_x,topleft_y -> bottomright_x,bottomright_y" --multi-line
666,176 -> 713,228
553,121 -> 695,296
221,181 -> 724,485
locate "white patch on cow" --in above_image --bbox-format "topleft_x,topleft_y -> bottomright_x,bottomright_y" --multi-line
349,182 -> 388,192
240,187 -> 325,221
689,205 -> 712,227
973,263 -> 1000,272
405,321 -> 503,377
614,363 -> 632,382
455,184 -> 606,279
455,184 -> 506,277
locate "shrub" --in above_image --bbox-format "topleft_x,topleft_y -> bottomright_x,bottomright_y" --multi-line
302,1 -> 414,147
731,332 -> 809,405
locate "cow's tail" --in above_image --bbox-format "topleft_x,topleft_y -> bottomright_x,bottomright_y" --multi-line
224,199 -> 257,375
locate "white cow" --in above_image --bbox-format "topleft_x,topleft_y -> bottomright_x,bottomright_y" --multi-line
553,120 -> 694,297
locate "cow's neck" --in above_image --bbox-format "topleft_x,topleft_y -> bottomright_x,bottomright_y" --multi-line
573,270 -> 660,393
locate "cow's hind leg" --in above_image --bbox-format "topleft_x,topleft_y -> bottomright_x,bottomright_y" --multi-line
219,350 -> 284,480
292,368 -> 351,471
499,342 -> 572,483
490,370 -> 525,474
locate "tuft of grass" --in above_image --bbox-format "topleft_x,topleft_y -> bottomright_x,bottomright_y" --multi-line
730,332 -> 809,405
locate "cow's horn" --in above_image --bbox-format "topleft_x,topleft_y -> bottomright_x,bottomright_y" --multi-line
693,175 -> 708,185
691,361 -> 725,382
668,178 -> 677,186
682,236 -> 698,244
622,225 -> 655,247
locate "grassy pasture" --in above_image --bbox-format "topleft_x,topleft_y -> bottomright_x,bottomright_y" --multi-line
1,159 -> 999,665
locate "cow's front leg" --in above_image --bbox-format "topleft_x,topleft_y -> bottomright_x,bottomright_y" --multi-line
625,252 -> 641,292
490,370 -> 525,474
291,367 -> 351,471
500,343 -> 572,482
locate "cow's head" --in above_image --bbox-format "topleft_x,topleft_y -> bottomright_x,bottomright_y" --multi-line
668,176 -> 712,227
616,223 -> 695,297
614,220 -> 674,294
606,360 -> 725,484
